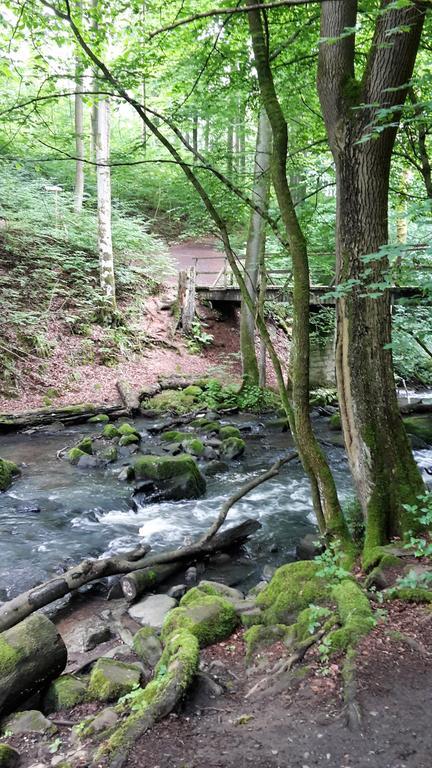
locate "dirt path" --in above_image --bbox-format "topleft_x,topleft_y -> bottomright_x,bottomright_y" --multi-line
126,601 -> 432,768
169,237 -> 225,286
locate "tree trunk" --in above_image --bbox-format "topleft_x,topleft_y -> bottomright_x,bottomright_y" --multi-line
0,614 -> 67,717
227,122 -> 234,177
192,113 -> 198,160
73,57 -> 85,213
318,0 -> 426,550
240,107 -> 272,386
177,267 -> 196,333
96,98 -> 116,317
248,3 -> 349,543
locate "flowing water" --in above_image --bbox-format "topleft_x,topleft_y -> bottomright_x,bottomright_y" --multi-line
0,404 -> 431,600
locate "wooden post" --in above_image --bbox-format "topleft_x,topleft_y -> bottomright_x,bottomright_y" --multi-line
177,267 -> 196,333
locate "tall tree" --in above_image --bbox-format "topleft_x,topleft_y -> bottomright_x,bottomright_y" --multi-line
73,56 -> 85,213
95,96 -> 116,317
317,0 -> 427,553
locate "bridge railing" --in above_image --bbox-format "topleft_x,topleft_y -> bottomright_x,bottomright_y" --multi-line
193,254 -> 292,288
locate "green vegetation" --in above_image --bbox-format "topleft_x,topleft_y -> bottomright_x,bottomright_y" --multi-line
256,561 -> 329,625
0,458 -> 20,492
162,587 -> 239,647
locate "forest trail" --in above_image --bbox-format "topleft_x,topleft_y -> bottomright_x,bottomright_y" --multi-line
168,237 -> 224,285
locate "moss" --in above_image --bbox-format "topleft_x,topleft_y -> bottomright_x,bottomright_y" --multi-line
220,437 -> 245,459
160,431 -> 191,443
256,561 -> 329,625
67,447 -> 86,463
88,659 -> 141,702
0,744 -> 19,767
119,434 -> 140,446
200,421 -> 221,433
182,437 -> 205,457
244,624 -> 289,661
219,425 -> 242,440
326,580 -> 375,653
87,414 -> 110,424
329,413 -> 341,431
133,453 -> 199,482
77,437 -> 93,454
44,674 -> 87,712
161,589 -> 239,647
102,424 -> 121,440
403,415 -> 432,445
183,385 -> 203,397
0,458 -> 20,491
118,423 -> 139,437
145,389 -> 196,414
386,587 -> 432,603
0,636 -> 21,676
99,445 -> 118,462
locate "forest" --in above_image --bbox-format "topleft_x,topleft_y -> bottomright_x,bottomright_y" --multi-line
0,0 -> 431,766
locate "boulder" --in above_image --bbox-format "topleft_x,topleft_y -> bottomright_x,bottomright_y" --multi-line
218,425 -> 242,440
87,414 -> 110,424
2,710 -> 55,735
219,437 -> 245,460
128,594 -> 177,632
182,437 -> 205,457
119,434 -> 140,447
162,588 -> 238,647
132,627 -> 163,668
88,658 -> 141,702
403,415 -> 432,445
197,580 -> 244,603
44,675 -> 87,713
131,454 -> 206,501
83,622 -> 114,652
256,561 -> 329,625
102,424 -> 121,440
0,745 -> 20,767
296,533 -> 324,561
0,459 -> 21,492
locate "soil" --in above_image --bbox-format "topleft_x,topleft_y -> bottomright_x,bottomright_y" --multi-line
3,600 -> 432,768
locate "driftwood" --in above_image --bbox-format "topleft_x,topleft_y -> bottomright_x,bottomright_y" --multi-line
116,380 -> 141,414
121,518 -> 262,602
0,613 -> 67,717
0,403 -> 127,433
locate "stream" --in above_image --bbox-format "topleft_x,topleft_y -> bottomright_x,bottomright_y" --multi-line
1,402 -> 431,602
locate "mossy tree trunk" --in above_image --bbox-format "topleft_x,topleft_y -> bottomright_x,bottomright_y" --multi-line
317,0 -> 426,551
240,107 -> 272,387
247,3 -> 350,543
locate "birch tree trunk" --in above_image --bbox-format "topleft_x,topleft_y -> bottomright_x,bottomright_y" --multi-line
240,107 -> 272,386
317,0 -> 426,552
96,98 -> 116,317
73,57 -> 85,213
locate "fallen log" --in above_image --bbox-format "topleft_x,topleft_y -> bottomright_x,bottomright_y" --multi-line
0,613 -> 67,717
0,403 -> 127,432
116,380 -> 141,414
121,518 -> 262,602
0,520 -> 260,633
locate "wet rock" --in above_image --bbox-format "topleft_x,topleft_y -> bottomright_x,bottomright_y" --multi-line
0,459 -> 21,492
262,564 -> 276,581
103,644 -> 133,660
128,594 -> 177,631
198,580 -> 244,603
0,744 -> 20,767
296,533 -> 324,561
202,446 -> 218,460
247,581 -> 267,599
132,627 -> 163,668
87,413 -> 110,424
117,466 -> 130,481
185,566 -> 198,585
208,552 -> 231,566
83,622 -> 114,651
220,437 -> 245,460
15,502 -> 41,514
167,584 -> 187,600
131,454 -> 206,501
203,460 -> 229,477
0,566 -> 46,600
2,711 -> 56,736
77,454 -> 103,470
88,658 -> 141,702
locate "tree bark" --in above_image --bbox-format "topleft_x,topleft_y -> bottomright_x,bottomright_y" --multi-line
116,380 -> 141,414
0,403 -> 127,432
0,614 -> 67,717
317,0 -> 426,548
177,267 -> 196,333
73,56 -> 85,213
96,98 -> 116,317
240,107 -> 272,386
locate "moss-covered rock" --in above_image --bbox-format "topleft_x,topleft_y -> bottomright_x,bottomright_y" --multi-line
0,458 -> 21,492
145,389 -> 196,414
244,624 -> 290,661
88,659 -> 141,702
256,561 -> 329,625
183,385 -> 203,397
87,414 -> 110,424
99,445 -> 118,462
182,437 -> 205,457
132,627 -> 163,668
161,588 -> 238,647
118,423 -> 140,437
0,744 -> 20,767
132,454 -> 206,500
2,710 -> 55,735
326,580 -> 375,653
44,674 -> 87,712
119,434 -> 140,447
160,431 -> 191,443
68,437 -> 93,463
329,413 -> 341,431
403,415 -> 432,445
219,425 -> 242,440
220,437 -> 245,460
102,424 -> 121,440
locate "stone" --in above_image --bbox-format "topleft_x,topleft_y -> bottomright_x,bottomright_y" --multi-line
132,627 -> 163,667
87,414 -> 110,423
185,566 -> 198,585
76,454 -> 103,470
87,707 -> 118,733
128,594 -> 177,631
0,745 -> 20,768
219,425 -> 242,440
296,533 -> 324,561
44,675 -> 87,713
203,460 -> 229,477
0,459 -> 21,492
198,580 -> 244,603
219,437 -> 245,460
131,454 -> 206,501
83,622 -> 114,651
262,564 -> 276,581
2,710 -> 55,735
103,643 -> 133,660
88,658 -> 141,702
167,584 -> 187,600
162,588 -> 239,648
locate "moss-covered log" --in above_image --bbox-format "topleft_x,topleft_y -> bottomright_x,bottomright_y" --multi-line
0,614 -> 67,717
116,380 -> 141,414
0,403 -> 127,432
